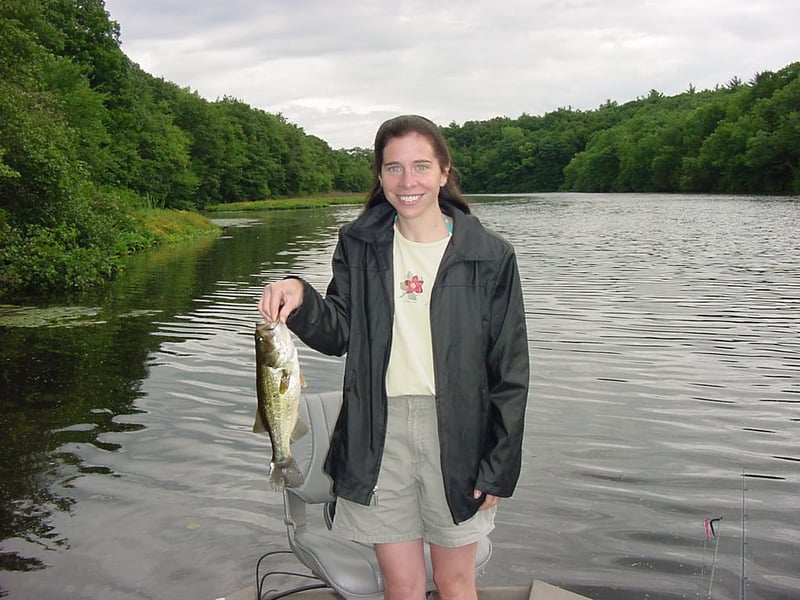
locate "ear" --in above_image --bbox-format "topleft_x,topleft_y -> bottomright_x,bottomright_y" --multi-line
440,165 -> 449,187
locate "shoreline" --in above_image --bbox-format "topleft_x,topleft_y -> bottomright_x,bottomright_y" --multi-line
204,193 -> 365,213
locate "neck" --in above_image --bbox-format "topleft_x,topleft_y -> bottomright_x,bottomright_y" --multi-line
396,212 -> 451,243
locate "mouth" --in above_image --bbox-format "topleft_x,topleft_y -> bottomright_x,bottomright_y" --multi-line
398,194 -> 423,204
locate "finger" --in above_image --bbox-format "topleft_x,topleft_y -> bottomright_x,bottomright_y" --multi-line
277,300 -> 293,323
477,493 -> 499,511
277,281 -> 303,322
276,300 -> 292,323
258,287 -> 272,321
259,285 -> 281,322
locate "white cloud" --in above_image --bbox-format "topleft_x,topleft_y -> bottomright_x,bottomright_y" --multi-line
104,0 -> 800,148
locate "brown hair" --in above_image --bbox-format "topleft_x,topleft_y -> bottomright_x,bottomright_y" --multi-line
363,115 -> 470,214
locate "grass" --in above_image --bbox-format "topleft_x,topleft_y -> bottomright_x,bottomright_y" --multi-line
204,193 -> 365,213
136,208 -> 220,244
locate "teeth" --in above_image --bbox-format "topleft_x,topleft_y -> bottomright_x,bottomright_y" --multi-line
399,195 -> 422,202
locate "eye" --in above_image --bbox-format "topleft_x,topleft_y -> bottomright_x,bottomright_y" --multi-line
384,165 -> 402,173
414,163 -> 430,172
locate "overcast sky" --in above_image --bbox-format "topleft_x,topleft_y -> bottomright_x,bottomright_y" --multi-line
103,0 -> 798,149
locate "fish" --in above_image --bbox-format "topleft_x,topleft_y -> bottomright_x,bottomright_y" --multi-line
253,320 -> 308,489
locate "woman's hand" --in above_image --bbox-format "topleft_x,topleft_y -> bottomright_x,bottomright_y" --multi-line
259,278 -> 304,323
473,490 -> 500,511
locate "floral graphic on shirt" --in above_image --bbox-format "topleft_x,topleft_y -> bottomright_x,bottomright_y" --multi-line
399,272 -> 424,301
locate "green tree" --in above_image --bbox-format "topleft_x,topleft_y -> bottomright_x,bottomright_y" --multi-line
281,127 -> 335,196
333,148 -> 373,192
562,128 -> 621,192
216,98 -> 287,201
171,90 -> 238,207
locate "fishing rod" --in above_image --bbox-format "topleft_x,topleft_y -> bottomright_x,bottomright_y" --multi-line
701,472 -> 748,600
740,472 -> 747,600
702,515 -> 723,599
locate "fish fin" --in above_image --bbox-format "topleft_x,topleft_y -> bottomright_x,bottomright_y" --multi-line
282,459 -> 305,488
252,409 -> 267,433
278,369 -> 291,394
268,459 -> 305,490
290,417 -> 309,441
267,463 -> 282,491
300,369 -> 307,388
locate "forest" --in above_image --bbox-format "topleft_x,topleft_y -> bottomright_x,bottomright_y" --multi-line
1,0 -> 798,299
444,68 -> 800,195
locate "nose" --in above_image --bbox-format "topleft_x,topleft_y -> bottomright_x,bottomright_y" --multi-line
400,169 -> 415,187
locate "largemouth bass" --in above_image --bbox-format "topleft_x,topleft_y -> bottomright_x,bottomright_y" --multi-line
253,320 -> 307,489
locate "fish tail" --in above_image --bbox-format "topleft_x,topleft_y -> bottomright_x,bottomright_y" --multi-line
268,459 -> 305,489
282,458 -> 305,488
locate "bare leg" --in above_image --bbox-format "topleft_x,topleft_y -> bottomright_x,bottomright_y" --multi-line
430,542 -> 479,600
374,539 -> 427,600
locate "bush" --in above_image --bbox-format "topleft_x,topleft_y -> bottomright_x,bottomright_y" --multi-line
0,222 -> 120,297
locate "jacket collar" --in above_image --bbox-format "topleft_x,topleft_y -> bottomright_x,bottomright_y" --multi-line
445,203 -> 497,262
346,202 -> 395,244
347,200 -> 496,261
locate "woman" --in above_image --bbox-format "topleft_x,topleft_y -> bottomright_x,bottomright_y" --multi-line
259,115 -> 529,600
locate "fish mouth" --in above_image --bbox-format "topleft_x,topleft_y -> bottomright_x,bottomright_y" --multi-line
255,321 -> 293,365
255,321 -> 281,341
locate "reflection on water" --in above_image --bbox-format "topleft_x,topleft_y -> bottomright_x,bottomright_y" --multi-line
1,196 -> 798,599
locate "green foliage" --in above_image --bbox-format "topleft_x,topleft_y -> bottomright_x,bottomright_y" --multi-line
444,64 -> 799,195
0,0 -> 369,298
333,148 -> 373,192
213,97 -> 286,202
444,110 -> 605,193
205,194 -> 363,212
560,64 -> 800,194
0,222 -> 116,293
0,73 -> 84,228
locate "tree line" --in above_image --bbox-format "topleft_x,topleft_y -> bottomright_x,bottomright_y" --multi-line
1,0 -> 374,211
444,64 -> 799,195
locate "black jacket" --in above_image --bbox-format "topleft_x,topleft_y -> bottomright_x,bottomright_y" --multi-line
287,199 -> 530,523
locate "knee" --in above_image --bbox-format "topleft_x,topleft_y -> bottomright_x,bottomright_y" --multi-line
433,570 -> 476,600
384,579 -> 427,600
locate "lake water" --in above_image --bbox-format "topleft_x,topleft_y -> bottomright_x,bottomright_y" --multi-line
1,194 -> 798,599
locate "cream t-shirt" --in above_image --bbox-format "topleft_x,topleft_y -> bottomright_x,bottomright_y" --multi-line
385,224 -> 451,397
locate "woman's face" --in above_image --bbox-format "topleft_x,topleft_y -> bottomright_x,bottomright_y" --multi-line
379,132 -> 449,224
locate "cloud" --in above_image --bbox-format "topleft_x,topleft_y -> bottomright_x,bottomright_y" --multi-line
104,0 -> 800,148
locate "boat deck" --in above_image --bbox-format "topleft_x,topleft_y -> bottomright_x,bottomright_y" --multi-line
218,580 -> 591,600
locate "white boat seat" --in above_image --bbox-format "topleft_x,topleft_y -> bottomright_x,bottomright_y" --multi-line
284,391 -> 492,600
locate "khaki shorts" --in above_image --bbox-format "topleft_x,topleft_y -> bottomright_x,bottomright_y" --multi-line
332,395 -> 495,548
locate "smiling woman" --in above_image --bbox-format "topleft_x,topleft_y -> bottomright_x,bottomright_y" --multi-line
259,114 -> 530,600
